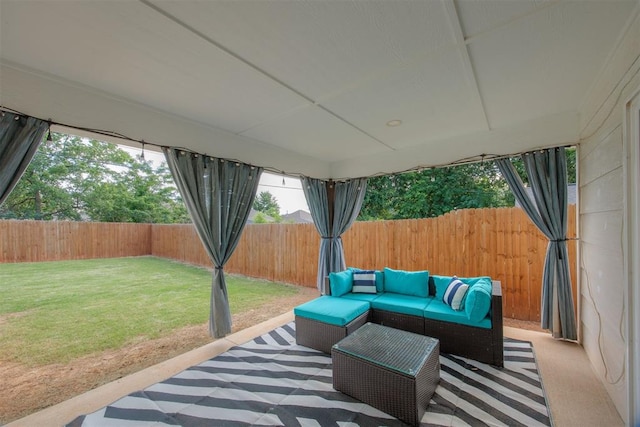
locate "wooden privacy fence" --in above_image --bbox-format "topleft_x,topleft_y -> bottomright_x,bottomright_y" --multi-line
150,206 -> 577,322
0,221 -> 151,262
0,206 -> 576,322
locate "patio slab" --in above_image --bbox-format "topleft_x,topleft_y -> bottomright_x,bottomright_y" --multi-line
7,316 -> 623,427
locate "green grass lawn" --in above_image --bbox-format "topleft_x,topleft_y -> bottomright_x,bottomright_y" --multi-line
0,256 -> 300,366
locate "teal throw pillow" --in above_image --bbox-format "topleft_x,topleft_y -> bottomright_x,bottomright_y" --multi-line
465,278 -> 492,322
383,267 -> 429,297
329,270 -> 353,297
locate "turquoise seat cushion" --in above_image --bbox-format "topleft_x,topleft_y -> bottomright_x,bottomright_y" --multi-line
342,292 -> 380,302
424,299 -> 492,329
293,296 -> 370,327
370,292 -> 431,317
383,268 -> 429,297
465,278 -> 493,322
329,270 -> 353,297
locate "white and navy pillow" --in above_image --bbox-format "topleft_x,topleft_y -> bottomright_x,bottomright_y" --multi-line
352,270 -> 377,294
443,276 -> 468,310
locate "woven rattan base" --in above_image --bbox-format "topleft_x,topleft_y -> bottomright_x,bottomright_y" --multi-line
332,324 -> 440,426
295,311 -> 369,354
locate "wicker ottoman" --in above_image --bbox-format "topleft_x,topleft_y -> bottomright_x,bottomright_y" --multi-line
294,296 -> 370,354
332,323 -> 440,426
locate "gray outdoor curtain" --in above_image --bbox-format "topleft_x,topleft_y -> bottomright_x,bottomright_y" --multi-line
496,147 -> 577,340
302,177 -> 367,291
163,148 -> 262,338
0,112 -> 49,206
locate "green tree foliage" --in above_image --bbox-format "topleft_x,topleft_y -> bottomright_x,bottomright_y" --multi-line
360,147 -> 576,221
0,133 -> 189,223
501,147 -> 576,206
252,191 -> 281,222
252,212 -> 268,224
359,162 -> 512,220
509,147 -> 576,185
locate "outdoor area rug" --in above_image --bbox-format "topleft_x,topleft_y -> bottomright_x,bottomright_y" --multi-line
67,323 -> 552,427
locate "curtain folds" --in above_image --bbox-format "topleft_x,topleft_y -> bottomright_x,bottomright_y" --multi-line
302,177 -> 367,291
163,148 -> 262,338
0,113 -> 49,206
496,148 -> 577,340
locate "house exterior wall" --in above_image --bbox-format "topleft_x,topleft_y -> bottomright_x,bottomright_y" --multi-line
578,10 -> 640,424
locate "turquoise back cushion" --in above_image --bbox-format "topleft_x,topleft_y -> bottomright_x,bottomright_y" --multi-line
432,275 -> 453,300
432,275 -> 491,300
464,278 -> 493,322
329,270 -> 353,297
383,268 -> 429,298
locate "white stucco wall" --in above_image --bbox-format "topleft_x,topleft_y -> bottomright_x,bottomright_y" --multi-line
578,10 -> 640,424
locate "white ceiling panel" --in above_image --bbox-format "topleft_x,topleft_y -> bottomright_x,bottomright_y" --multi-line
0,0 -> 308,133
323,48 -> 488,149
1,0 -> 638,179
148,0 -> 456,101
456,0 -> 554,39
468,1 -> 637,129
240,105 -> 387,164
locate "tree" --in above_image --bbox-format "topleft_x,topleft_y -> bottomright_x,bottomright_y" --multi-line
0,133 -> 189,223
501,147 -> 577,206
359,162 -> 512,220
252,191 -> 281,222
360,147 -> 576,221
511,147 -> 576,183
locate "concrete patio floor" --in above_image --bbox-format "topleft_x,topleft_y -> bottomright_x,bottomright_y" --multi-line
7,312 -> 623,427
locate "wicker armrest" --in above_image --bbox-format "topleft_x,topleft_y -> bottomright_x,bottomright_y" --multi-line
490,280 -> 504,367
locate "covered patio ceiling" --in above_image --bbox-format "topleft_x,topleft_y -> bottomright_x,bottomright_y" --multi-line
0,0 -> 637,179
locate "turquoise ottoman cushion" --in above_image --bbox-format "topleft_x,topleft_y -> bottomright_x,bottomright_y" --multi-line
294,296 -> 370,327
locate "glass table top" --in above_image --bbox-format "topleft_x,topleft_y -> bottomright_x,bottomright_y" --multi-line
332,322 -> 439,376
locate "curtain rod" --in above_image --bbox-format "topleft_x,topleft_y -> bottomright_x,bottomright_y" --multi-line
0,105 -> 576,182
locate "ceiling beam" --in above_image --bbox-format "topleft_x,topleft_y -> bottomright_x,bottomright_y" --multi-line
444,0 -> 490,132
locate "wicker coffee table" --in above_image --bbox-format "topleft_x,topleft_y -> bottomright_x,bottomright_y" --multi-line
332,322 -> 440,426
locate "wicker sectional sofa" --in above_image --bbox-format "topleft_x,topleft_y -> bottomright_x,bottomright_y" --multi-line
294,267 -> 504,367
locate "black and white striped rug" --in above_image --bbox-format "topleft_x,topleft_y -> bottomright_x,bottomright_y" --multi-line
68,323 -> 551,427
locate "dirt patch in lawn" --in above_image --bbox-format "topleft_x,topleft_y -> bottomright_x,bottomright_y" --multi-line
0,285 -> 545,425
0,286 -> 319,425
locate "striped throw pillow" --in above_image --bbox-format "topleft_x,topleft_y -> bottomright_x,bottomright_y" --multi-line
443,276 -> 469,311
352,270 -> 377,294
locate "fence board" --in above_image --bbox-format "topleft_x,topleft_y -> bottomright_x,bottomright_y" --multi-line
0,220 -> 151,262
0,205 -> 577,322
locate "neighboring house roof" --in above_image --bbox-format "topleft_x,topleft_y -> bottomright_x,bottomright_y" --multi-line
515,184 -> 577,207
281,210 -> 313,224
247,208 -> 274,224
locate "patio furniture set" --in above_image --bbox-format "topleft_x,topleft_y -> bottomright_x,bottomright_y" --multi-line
294,267 -> 504,426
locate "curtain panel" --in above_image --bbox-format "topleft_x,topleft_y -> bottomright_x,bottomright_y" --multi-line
164,148 -> 262,338
302,177 -> 367,291
0,113 -> 49,206
496,148 -> 577,340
